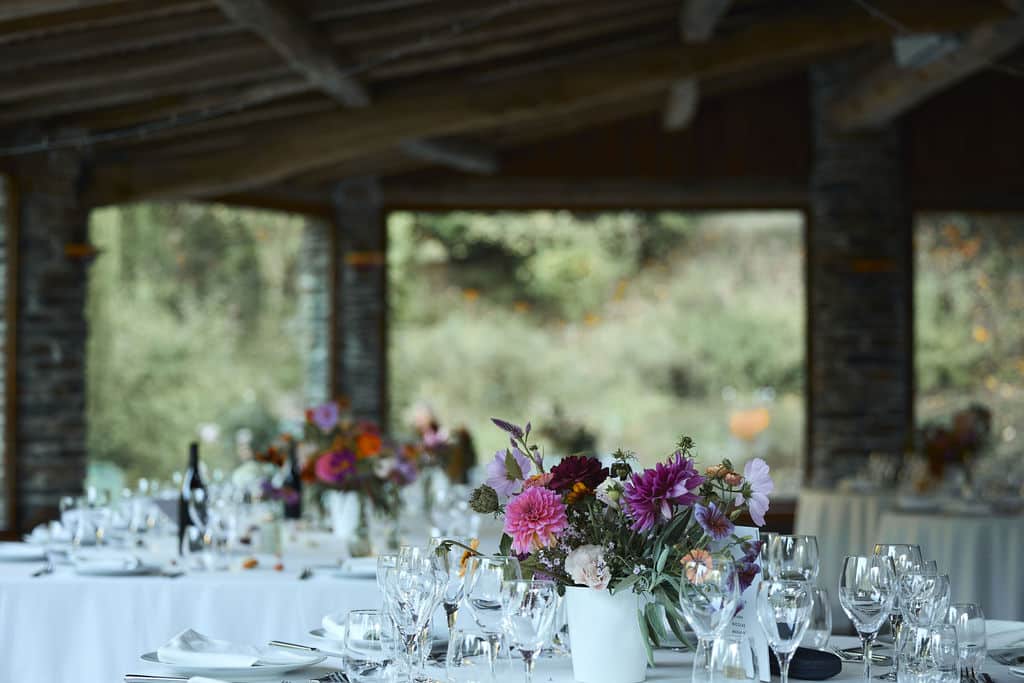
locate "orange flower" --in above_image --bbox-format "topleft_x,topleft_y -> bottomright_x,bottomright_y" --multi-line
357,432 -> 382,459
680,548 -> 713,584
458,539 -> 481,577
565,481 -> 591,505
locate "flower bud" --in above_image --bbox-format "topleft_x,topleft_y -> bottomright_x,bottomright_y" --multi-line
469,484 -> 501,514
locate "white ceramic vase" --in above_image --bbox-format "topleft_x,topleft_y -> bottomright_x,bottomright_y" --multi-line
324,490 -> 360,539
564,586 -> 648,683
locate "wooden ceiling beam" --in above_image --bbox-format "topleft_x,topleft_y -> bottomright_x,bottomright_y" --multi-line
84,0 -> 1015,204
831,12 -> 1024,130
0,0 -> 207,44
398,138 -> 499,175
663,0 -> 732,131
0,0 -> 125,22
212,0 -> 370,107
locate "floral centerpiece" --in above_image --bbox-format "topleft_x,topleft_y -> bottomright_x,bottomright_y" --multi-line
231,442 -> 299,506
458,417 -> 773,682
297,399 -> 420,552
920,402 -> 992,485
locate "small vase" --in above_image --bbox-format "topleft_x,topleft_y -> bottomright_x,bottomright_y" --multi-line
348,497 -> 373,558
564,586 -> 648,683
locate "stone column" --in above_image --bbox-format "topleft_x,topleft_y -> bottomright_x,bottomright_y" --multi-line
297,217 -> 331,408
807,56 -> 914,486
331,177 -> 388,426
11,150 -> 91,530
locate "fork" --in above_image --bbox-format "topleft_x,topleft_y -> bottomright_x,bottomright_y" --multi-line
31,557 -> 54,577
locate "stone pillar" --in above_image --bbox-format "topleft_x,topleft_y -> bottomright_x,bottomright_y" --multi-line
331,177 -> 388,426
0,174 -> 9,531
11,150 -> 91,530
298,217 -> 331,408
807,56 -> 914,486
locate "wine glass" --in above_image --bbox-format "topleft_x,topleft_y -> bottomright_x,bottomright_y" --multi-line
500,579 -> 559,683
947,603 -> 986,681
838,555 -> 898,681
801,586 -> 833,650
344,609 -> 396,683
382,562 -> 439,682
465,555 -> 523,682
678,555 -> 740,683
872,544 -> 922,642
757,580 -> 813,683
902,573 -> 950,628
430,537 -> 471,641
376,552 -> 398,593
767,535 -> 820,582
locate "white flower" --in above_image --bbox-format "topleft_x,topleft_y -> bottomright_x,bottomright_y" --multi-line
564,544 -> 611,591
373,456 -> 396,479
595,479 -> 623,509
231,461 -> 275,492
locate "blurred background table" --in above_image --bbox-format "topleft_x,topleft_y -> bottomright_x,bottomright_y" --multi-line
878,509 -> 1024,621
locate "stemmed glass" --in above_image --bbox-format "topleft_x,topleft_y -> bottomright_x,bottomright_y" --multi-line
948,603 -> 987,681
838,555 -> 898,682
382,559 -> 440,682
756,580 -> 814,683
902,572 -> 950,628
376,552 -> 398,593
465,555 -> 523,683
767,535 -> 820,582
430,537 -> 470,640
872,544 -> 923,643
500,579 -> 559,683
677,555 -> 741,683
802,586 -> 833,650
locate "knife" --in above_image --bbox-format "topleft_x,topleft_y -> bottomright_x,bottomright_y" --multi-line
124,672 -> 347,683
269,640 -> 346,658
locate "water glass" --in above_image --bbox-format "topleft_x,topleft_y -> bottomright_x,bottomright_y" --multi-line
711,632 -> 760,683
756,580 -> 813,683
382,562 -> 440,681
873,544 -> 923,645
801,586 -> 833,650
430,537 -> 470,637
947,603 -> 986,680
896,623 -> 959,683
902,573 -> 950,627
767,535 -> 820,582
344,609 -> 396,683
465,555 -> 522,682
678,555 -> 740,683
446,629 -> 512,683
500,580 -> 559,683
376,552 -> 398,593
838,555 -> 898,681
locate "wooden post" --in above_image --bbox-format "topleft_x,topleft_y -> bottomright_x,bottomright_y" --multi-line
807,53 -> 914,486
331,177 -> 388,427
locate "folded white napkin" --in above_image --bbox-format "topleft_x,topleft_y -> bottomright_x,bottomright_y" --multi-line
321,613 -> 347,641
988,620 -> 1024,649
70,549 -> 141,572
157,630 -> 260,668
28,521 -> 71,545
340,557 -> 378,575
157,629 -> 315,668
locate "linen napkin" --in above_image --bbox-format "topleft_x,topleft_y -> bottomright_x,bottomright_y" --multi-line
70,549 -> 142,572
321,613 -> 347,641
339,556 -> 378,576
157,629 -> 317,667
987,620 -> 1024,665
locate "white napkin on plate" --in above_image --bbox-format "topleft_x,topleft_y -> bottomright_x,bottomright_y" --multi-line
157,629 -> 318,668
321,613 -> 347,641
70,549 -> 142,572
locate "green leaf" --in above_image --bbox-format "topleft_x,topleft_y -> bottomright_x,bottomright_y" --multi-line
498,533 -> 513,557
645,602 -> 668,643
637,608 -> 655,667
611,574 -> 641,595
655,546 -> 670,574
504,450 -> 524,480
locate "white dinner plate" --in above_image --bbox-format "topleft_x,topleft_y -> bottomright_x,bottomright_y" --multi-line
309,627 -> 344,644
0,542 -> 47,562
140,651 -> 326,681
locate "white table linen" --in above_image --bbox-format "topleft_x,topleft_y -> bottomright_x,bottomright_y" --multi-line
877,509 -> 1024,621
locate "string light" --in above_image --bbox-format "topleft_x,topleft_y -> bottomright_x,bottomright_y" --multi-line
0,0 -> 529,156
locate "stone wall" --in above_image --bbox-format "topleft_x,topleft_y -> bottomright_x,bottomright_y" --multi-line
12,151 -> 90,530
807,56 -> 914,486
332,177 -> 388,426
0,175 -> 7,530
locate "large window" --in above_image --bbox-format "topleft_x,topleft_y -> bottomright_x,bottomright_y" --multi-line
86,203 -> 322,487
916,213 -> 1024,451
389,211 -> 806,494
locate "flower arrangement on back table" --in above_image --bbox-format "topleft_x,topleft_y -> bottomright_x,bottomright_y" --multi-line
461,417 -> 774,663
298,399 -> 420,518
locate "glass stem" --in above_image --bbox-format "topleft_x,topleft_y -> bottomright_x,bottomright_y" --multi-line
445,603 -> 459,636
777,651 -> 794,683
486,633 -> 502,683
862,634 -> 874,682
693,638 -> 714,683
521,649 -> 536,683
418,626 -> 429,674
404,633 -> 419,681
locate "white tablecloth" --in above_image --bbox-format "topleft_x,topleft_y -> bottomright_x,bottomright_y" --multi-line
795,488 -> 889,631
877,509 -> 1024,621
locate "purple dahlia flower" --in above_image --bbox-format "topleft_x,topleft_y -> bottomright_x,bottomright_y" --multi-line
623,452 -> 704,532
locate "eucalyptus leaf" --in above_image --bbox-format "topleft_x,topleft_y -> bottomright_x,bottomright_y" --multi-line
505,450 -> 524,480
637,608 -> 655,667
655,546 -> 670,573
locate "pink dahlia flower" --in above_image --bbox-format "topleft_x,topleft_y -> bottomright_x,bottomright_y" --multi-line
315,449 -> 356,485
623,452 -> 704,532
504,486 -> 569,555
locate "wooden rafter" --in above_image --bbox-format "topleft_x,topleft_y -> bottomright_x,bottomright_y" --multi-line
831,12 -> 1024,130
83,0 -> 1015,203
663,0 -> 732,130
212,0 -> 370,107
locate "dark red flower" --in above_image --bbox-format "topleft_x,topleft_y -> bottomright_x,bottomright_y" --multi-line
547,456 -> 608,493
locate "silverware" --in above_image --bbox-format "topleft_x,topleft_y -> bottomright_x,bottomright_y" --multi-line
31,558 -> 54,577
124,672 -> 347,683
269,640 -> 344,658
830,646 -> 891,665
299,567 -> 314,580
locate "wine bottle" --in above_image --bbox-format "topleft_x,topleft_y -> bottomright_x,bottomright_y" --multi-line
283,440 -> 302,520
178,441 -> 207,555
